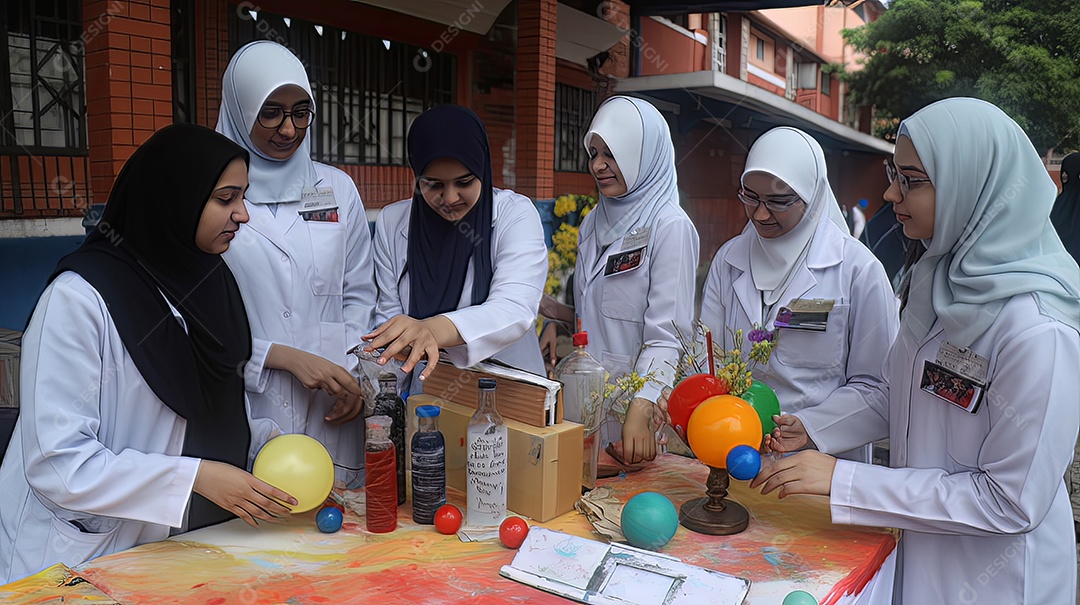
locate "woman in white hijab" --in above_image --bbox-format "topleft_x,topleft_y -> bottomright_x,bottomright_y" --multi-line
216,41 -> 377,487
699,127 -> 897,463
541,96 -> 699,466
755,98 -> 1080,603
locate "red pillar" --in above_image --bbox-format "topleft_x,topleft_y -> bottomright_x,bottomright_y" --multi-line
514,0 -> 557,200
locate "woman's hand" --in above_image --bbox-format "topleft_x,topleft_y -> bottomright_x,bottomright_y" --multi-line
266,345 -> 364,424
540,322 -> 559,376
363,315 -> 461,380
763,414 -> 813,453
193,461 -> 297,527
539,294 -> 574,325
749,451 -> 836,499
621,398 -> 658,463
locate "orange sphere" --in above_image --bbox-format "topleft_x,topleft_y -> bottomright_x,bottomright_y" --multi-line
686,395 -> 764,468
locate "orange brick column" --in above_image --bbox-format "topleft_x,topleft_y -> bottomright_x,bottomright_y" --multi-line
84,0 -> 173,205
514,0 -> 557,200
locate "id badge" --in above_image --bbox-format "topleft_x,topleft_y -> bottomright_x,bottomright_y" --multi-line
604,245 -> 646,276
775,298 -> 835,332
298,187 -> 339,222
621,226 -> 651,251
920,360 -> 984,413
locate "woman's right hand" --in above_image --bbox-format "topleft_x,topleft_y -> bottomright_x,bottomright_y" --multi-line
193,461 -> 297,527
540,322 -> 559,376
763,414 -> 812,453
539,294 -> 574,324
266,345 -> 364,418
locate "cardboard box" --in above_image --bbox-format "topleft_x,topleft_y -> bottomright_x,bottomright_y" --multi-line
420,358 -> 562,427
407,394 -> 583,522
0,340 -> 19,409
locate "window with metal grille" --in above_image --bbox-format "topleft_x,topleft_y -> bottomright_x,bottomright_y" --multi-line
229,8 -> 456,166
0,0 -> 86,154
554,83 -> 595,173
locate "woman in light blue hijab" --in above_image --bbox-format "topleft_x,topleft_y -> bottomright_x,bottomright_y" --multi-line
755,97 -> 1080,603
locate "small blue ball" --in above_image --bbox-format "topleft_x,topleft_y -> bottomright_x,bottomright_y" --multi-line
621,492 -> 679,550
316,506 -> 343,533
727,445 -> 762,481
782,589 -> 819,605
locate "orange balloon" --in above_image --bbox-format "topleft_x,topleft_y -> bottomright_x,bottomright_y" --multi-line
686,395 -> 764,468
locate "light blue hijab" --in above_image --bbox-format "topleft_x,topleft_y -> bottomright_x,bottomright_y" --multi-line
899,97 -> 1080,346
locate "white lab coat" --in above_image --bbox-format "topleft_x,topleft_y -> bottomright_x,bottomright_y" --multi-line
575,202 -> 700,444
0,273 -> 278,584
224,163 -> 376,485
701,220 -> 897,461
373,189 -> 548,387
828,293 -> 1079,603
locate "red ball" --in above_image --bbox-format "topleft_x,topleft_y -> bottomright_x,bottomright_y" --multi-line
499,517 -> 530,549
434,504 -> 463,535
668,374 -> 728,435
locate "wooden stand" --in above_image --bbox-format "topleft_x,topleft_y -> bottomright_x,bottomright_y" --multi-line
679,466 -> 749,535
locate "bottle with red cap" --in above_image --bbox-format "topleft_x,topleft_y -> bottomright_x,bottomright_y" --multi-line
553,332 -> 607,490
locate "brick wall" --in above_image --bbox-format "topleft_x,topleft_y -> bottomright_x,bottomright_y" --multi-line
84,0 -> 173,207
514,0 -> 557,200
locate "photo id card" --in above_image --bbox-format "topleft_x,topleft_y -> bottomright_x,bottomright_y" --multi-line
604,246 -> 646,276
920,359 -> 984,413
298,187 -> 339,222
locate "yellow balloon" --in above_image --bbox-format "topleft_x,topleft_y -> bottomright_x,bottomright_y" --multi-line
252,434 -> 334,513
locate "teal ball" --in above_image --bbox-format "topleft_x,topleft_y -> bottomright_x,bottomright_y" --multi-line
782,590 -> 818,605
620,492 -> 679,550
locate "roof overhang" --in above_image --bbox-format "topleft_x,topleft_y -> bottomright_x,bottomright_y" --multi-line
624,0 -> 825,16
355,0 -> 512,35
556,5 -> 628,66
616,70 -> 893,154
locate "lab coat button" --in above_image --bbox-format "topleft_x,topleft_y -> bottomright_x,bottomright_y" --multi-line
280,255 -> 288,262
283,311 -> 291,318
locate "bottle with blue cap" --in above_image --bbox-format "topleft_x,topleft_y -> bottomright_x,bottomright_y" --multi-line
466,378 -> 507,527
410,404 -> 446,524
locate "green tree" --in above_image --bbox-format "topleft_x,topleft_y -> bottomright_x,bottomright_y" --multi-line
843,0 -> 1080,153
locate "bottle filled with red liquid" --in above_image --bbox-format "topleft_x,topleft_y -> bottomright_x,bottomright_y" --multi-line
364,415 -> 398,533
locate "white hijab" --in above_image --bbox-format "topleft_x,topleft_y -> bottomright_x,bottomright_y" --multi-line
583,96 -> 679,251
743,127 -> 849,305
216,41 -> 317,204
898,97 -> 1080,346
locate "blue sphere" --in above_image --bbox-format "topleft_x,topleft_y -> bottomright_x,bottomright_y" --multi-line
620,492 -> 679,550
316,506 -> 343,533
726,445 -> 762,481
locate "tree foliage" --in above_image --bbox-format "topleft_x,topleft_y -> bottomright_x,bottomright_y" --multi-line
843,0 -> 1080,153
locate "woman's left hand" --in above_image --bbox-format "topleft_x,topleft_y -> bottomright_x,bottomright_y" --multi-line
363,315 -> 458,380
749,450 -> 837,499
622,398 -> 658,463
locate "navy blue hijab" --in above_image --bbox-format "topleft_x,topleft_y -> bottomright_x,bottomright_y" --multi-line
1051,152 -> 1080,263
52,124 -> 252,530
406,105 -> 495,319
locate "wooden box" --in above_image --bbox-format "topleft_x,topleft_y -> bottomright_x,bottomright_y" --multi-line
0,339 -> 19,409
407,395 -> 583,522
419,358 -> 562,427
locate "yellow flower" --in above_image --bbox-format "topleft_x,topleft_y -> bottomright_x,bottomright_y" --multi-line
581,203 -> 593,218
544,272 -> 561,295
552,224 -> 579,267
554,195 -> 577,218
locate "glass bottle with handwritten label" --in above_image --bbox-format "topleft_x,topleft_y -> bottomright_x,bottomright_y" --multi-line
372,372 -> 406,505
466,378 -> 508,527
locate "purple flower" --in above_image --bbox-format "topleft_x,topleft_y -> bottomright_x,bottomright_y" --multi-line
763,330 -> 776,343
748,329 -> 767,343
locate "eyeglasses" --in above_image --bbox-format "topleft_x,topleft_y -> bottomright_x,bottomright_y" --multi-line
737,189 -> 803,214
257,106 -> 314,130
884,160 -> 932,195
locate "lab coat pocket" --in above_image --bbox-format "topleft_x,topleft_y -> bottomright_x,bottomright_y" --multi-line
307,222 -> 345,297
48,516 -> 123,567
600,270 -> 646,323
601,351 -> 632,378
320,321 -> 348,367
774,304 -> 850,370
944,404 -> 989,470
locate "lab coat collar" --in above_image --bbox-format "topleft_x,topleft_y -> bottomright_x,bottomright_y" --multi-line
244,202 -> 301,244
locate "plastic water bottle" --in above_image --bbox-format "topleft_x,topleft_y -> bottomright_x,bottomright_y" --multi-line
466,378 -> 507,527
364,415 -> 397,533
411,404 -> 446,524
554,331 -> 607,489
372,372 -> 406,505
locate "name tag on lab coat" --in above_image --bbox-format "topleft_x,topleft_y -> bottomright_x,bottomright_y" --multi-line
604,245 -> 646,276
775,298 -> 835,332
621,226 -> 651,251
298,187 -> 339,222
919,343 -> 989,413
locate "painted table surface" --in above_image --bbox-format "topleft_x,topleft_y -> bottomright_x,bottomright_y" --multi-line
0,454 -> 895,605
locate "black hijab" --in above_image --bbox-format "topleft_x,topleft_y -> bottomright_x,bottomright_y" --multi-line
405,105 -> 495,319
1051,152 -> 1080,263
53,124 -> 252,530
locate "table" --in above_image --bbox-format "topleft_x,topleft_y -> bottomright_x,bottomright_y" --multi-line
0,454 -> 896,604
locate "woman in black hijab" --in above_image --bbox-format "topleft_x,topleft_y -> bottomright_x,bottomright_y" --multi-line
0,124 -> 295,584
365,105 -> 548,384
1052,152 -> 1080,263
